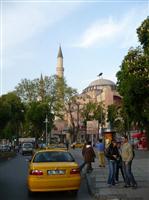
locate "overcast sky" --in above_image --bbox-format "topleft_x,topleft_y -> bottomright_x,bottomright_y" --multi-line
0,0 -> 149,95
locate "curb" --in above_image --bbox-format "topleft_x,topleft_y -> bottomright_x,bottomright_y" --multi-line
85,172 -> 100,199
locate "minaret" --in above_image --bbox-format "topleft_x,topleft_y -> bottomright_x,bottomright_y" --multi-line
56,45 -> 64,78
39,73 -> 45,101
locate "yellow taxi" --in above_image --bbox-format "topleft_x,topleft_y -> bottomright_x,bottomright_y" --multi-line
71,142 -> 84,149
27,149 -> 81,195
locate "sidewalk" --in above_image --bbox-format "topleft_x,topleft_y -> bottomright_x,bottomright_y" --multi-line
85,150 -> 149,200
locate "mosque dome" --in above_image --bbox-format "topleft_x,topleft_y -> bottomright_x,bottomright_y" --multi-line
89,78 -> 115,87
83,78 -> 116,94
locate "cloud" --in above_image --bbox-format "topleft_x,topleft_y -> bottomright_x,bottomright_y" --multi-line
74,17 -> 123,48
2,2 -> 79,49
73,7 -> 148,48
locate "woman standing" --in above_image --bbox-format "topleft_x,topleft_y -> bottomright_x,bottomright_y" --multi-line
106,140 -> 119,186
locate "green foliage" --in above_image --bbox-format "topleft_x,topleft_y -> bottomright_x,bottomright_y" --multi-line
25,102 -> 54,139
117,47 -> 149,128
0,92 -> 24,139
116,17 -> 149,143
81,101 -> 105,127
14,75 -> 77,139
137,16 -> 149,54
107,104 -> 118,130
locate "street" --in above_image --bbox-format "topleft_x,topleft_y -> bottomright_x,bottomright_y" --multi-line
0,151 -> 92,200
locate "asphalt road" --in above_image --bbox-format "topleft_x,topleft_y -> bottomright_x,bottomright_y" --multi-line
0,152 -> 92,200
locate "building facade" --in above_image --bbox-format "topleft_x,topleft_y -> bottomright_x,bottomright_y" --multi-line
53,46 -> 121,143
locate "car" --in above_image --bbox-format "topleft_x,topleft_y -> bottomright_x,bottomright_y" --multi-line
22,142 -> 33,155
0,144 -> 11,152
27,149 -> 81,195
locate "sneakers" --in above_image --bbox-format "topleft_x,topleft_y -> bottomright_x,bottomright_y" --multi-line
124,184 -> 137,189
108,184 -> 115,187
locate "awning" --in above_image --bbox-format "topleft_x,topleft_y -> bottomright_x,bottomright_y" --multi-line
131,132 -> 144,139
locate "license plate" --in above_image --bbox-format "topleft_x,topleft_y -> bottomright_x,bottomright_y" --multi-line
47,170 -> 65,175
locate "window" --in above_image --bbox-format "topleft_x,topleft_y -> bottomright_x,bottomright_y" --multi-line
33,151 -> 75,163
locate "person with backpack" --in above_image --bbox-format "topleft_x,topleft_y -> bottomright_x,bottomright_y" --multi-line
121,135 -> 137,189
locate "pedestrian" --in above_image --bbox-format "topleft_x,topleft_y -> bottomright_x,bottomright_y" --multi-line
65,140 -> 69,151
80,141 -> 96,173
121,135 -> 137,189
95,139 -> 105,167
106,140 -> 119,186
115,142 -> 125,183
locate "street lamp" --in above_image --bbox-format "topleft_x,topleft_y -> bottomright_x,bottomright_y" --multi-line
44,115 -> 48,147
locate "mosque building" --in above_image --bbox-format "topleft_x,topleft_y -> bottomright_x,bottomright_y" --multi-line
53,46 -> 121,142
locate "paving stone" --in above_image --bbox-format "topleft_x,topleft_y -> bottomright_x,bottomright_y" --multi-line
85,150 -> 149,200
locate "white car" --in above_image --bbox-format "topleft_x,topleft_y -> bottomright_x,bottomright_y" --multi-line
22,143 -> 33,155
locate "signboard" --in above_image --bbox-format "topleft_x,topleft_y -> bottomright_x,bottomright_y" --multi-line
87,120 -> 98,134
19,138 -> 35,143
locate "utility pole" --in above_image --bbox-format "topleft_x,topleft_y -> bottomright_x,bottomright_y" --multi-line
45,115 -> 48,147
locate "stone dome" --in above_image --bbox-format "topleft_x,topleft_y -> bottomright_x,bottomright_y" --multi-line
89,78 -> 115,87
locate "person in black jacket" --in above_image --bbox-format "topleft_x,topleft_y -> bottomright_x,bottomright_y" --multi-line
106,140 -> 119,186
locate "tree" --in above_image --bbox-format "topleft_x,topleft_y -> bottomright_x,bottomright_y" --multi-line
107,104 -> 131,135
15,78 -> 39,102
81,101 -> 105,135
15,75 -> 72,118
63,86 -> 78,141
116,17 -> 149,146
26,102 -> 54,140
0,100 -> 11,133
107,104 -> 118,130
137,16 -> 149,54
0,93 -> 24,140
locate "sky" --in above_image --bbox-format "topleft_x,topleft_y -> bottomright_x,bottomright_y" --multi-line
0,0 -> 149,95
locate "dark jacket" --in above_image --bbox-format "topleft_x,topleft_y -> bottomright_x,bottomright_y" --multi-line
83,145 -> 96,162
106,144 -> 119,160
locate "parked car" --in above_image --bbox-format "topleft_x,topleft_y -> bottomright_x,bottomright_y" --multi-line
22,143 -> 33,155
27,149 -> 81,196
0,144 -> 11,152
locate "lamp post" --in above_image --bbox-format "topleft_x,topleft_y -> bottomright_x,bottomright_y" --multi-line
44,115 -> 48,147
97,72 -> 103,139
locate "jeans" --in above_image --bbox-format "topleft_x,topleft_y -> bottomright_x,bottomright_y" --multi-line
122,160 -> 137,186
107,159 -> 117,185
115,160 -> 125,182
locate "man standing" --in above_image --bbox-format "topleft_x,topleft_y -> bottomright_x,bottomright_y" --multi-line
121,135 -> 137,188
95,139 -> 105,167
